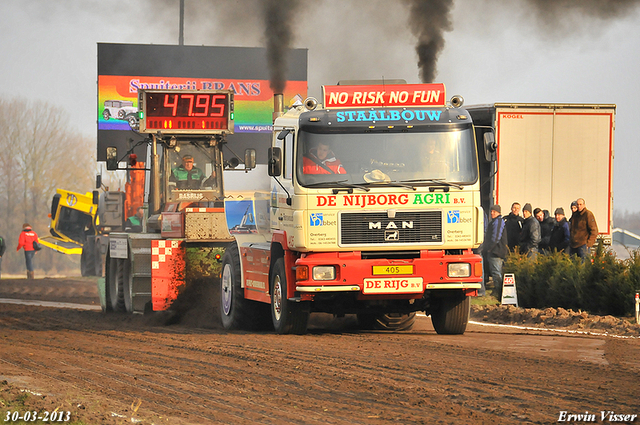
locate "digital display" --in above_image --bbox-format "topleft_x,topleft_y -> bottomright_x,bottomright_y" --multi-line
139,89 -> 234,134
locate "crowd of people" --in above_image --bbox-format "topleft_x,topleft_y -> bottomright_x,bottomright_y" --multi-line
482,198 -> 599,298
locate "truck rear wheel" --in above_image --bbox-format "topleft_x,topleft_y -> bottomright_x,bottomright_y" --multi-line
107,255 -> 126,312
271,258 -> 310,335
430,291 -> 470,335
357,312 -> 416,331
220,243 -> 269,330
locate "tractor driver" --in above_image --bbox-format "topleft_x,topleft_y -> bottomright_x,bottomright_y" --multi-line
170,155 -> 215,189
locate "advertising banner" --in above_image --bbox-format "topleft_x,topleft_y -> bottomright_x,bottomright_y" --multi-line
97,43 -> 308,162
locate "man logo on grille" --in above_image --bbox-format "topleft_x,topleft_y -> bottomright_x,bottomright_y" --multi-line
385,230 -> 399,241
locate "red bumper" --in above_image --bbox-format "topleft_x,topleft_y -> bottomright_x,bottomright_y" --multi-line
293,250 -> 482,299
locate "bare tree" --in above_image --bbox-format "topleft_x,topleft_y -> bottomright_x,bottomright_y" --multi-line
0,97 -> 95,275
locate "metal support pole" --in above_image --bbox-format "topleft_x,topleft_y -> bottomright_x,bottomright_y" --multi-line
151,134 -> 161,214
179,0 -> 185,46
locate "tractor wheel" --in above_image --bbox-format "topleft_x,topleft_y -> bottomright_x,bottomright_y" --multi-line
122,256 -> 133,313
107,254 -> 126,312
430,291 -> 470,335
271,258 -> 310,334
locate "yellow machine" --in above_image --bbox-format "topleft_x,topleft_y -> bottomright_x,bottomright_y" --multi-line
41,189 -> 98,255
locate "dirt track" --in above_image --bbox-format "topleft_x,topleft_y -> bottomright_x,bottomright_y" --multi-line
0,278 -> 639,424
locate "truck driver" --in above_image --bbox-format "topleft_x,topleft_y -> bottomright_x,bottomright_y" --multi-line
170,155 -> 215,189
303,141 -> 346,175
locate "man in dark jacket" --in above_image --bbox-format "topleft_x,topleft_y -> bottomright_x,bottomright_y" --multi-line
535,208 -> 555,252
570,198 -> 598,258
520,203 -> 541,257
484,205 -> 509,299
0,233 -> 6,279
549,207 -> 570,253
504,202 -> 523,251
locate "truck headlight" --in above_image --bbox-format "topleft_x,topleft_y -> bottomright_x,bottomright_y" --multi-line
312,266 -> 336,281
448,263 -> 471,278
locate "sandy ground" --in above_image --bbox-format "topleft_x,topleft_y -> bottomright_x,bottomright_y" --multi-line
0,277 -> 638,424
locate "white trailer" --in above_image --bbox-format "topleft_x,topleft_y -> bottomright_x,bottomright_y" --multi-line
468,103 -> 615,243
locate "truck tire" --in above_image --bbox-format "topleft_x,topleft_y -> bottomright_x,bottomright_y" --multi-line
357,312 -> 416,331
271,258 -> 310,335
122,257 -> 133,313
80,241 -> 96,277
430,291 -> 470,335
220,243 -> 269,330
107,255 -> 126,312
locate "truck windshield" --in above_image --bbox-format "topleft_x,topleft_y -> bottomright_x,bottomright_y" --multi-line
296,128 -> 478,187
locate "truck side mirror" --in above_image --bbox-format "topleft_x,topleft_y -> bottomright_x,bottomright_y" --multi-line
244,148 -> 256,170
95,174 -> 102,189
483,132 -> 497,162
277,129 -> 291,140
106,147 -> 119,170
92,190 -> 100,205
268,147 -> 282,176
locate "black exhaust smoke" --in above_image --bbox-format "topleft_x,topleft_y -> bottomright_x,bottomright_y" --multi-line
262,0 -> 300,94
405,0 -> 454,83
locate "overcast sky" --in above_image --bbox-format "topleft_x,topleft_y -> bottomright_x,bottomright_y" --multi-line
1,0 -> 639,212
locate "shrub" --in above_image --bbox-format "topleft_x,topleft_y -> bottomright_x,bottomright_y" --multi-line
503,245 -> 640,317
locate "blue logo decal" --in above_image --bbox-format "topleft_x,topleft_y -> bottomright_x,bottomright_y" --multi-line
447,210 -> 460,224
310,213 -> 324,226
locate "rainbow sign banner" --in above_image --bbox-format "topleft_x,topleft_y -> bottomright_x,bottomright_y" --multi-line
97,43 -> 308,162
98,75 -> 306,133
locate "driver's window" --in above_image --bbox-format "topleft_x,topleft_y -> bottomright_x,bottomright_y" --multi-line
168,149 -> 214,191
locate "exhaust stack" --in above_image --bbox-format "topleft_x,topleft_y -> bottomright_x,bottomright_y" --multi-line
273,93 -> 284,121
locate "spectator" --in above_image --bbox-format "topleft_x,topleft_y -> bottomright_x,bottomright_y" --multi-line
569,200 -> 578,226
569,198 -> 598,259
0,233 -> 5,279
483,205 -> 509,300
303,141 -> 346,174
549,207 -> 570,253
504,202 -> 524,251
519,203 -> 541,258
535,208 -> 554,252
16,223 -> 39,279
125,206 -> 144,233
570,200 -> 578,215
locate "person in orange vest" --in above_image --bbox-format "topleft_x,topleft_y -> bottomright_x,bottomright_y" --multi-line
303,141 -> 346,175
16,223 -> 40,279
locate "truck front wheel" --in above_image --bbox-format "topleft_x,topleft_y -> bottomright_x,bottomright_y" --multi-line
220,243 -> 269,330
430,290 -> 470,335
271,258 -> 310,335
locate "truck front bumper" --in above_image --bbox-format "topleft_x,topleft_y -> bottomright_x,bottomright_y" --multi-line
293,250 -> 482,298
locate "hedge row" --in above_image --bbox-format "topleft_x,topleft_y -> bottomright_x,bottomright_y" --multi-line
502,245 -> 640,316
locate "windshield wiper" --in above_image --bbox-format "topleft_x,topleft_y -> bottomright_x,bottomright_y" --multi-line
399,178 -> 463,190
357,181 -> 417,191
305,180 -> 370,192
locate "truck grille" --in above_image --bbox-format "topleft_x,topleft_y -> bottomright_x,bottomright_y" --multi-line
340,211 -> 442,245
